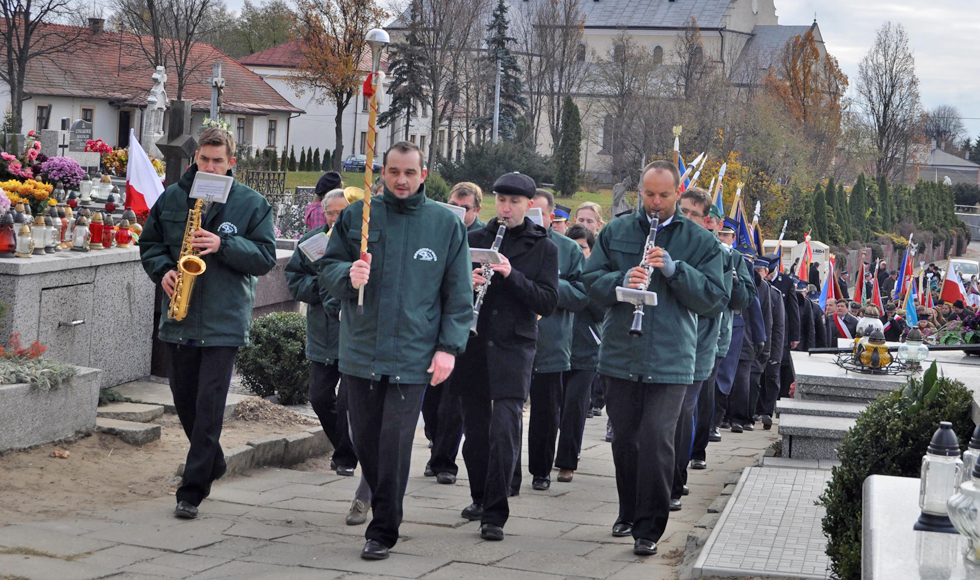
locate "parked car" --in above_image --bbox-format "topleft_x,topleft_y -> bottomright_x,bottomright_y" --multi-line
946,259 -> 980,281
342,154 -> 381,173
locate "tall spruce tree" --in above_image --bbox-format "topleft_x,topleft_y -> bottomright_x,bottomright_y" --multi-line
378,0 -> 427,140
836,183 -> 851,242
300,148 -> 307,171
313,148 -> 321,170
972,133 -> 980,165
323,150 -> 331,171
812,183 -> 829,242
280,147 -> 288,171
849,174 -> 869,241
288,146 -> 297,172
554,96 -> 581,197
481,0 -> 527,141
878,177 -> 893,230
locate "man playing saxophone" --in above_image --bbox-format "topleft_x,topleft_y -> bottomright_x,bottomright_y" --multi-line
139,127 -> 277,520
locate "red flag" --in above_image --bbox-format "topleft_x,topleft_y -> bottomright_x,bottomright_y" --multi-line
798,234 -> 813,283
855,260 -> 865,305
871,270 -> 884,313
125,129 -> 164,222
940,275 -> 967,305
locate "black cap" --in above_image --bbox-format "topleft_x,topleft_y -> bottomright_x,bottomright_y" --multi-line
554,204 -> 571,222
885,302 -> 896,312
315,171 -> 343,196
954,300 -> 965,309
492,172 -> 536,198
927,422 -> 961,457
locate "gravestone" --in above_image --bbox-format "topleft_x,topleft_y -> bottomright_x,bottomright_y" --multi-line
156,100 -> 197,188
65,119 -> 100,171
141,66 -> 168,159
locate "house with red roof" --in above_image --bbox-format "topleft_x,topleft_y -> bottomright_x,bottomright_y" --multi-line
0,18 -> 303,156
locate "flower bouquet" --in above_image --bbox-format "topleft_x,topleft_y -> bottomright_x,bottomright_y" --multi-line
1,178 -> 54,215
40,156 -> 86,190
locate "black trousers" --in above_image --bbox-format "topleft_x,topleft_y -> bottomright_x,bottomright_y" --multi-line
166,343 -> 237,507
590,372 -> 605,410
692,358 -> 722,462
555,369 -> 594,471
308,361 -> 357,469
461,391 -> 523,528
603,376 -> 686,543
422,383 -> 441,443
528,371 -> 563,478
429,374 -> 464,476
729,360 -> 754,426
344,375 -> 425,549
757,362 -> 781,416
671,380 -> 703,500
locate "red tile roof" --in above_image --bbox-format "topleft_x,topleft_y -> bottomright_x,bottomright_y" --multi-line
239,38 -> 389,73
23,23 -> 303,115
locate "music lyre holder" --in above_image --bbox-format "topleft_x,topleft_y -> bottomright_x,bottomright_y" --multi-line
615,287 -> 657,307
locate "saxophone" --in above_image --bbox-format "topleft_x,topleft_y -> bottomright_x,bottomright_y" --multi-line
168,199 -> 207,321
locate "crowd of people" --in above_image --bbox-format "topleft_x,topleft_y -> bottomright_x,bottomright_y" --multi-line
140,132 -> 975,563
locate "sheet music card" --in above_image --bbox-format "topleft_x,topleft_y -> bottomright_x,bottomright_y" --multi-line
189,172 -> 233,203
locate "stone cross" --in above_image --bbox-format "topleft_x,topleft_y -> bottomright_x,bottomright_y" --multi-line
156,100 -> 198,188
141,65 -> 168,159
208,62 -> 224,120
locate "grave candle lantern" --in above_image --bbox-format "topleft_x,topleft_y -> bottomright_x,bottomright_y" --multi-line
105,194 -> 116,213
948,459 -> 980,562
64,207 -> 75,249
0,212 -> 15,254
916,422 -> 962,533
15,222 -> 33,257
67,190 -> 79,209
959,425 -> 980,490
115,219 -> 132,248
31,216 -> 47,255
89,212 -> 103,250
71,216 -> 90,252
79,175 -> 93,204
101,213 -> 114,249
43,214 -> 57,253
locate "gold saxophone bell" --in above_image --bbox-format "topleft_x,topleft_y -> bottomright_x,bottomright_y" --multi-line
168,199 -> 206,322
344,186 -> 365,203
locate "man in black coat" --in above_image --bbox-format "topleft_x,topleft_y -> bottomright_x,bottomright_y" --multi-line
826,299 -> 859,344
838,270 -> 850,300
809,287 -> 829,348
456,172 -> 559,542
754,271 -> 784,429
881,302 -> 907,342
795,280 -> 816,352
809,261 -> 821,291
765,255 -> 800,407
881,270 -> 898,301
729,251 -> 771,433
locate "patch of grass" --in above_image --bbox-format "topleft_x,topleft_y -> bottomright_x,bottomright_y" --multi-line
284,171 -> 367,192
0,546 -> 92,561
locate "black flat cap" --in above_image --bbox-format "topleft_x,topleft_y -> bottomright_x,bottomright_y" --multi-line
315,171 -> 343,195
492,172 -> 536,198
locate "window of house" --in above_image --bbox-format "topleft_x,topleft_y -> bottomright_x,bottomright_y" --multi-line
267,120 -> 277,147
455,131 -> 463,162
601,115 -> 614,153
410,134 -> 416,144
237,118 -> 246,145
360,131 -> 367,155
421,99 -> 428,117
653,46 -> 663,66
35,105 -> 51,130
81,107 -> 94,127
576,43 -> 586,62
419,135 -> 426,156
362,93 -> 369,112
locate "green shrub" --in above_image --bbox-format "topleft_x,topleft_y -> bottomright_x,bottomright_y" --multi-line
438,142 -> 553,194
818,363 -> 975,580
236,312 -> 310,405
425,172 -> 450,202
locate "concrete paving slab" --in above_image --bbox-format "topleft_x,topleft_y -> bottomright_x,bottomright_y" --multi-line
0,523 -> 116,557
0,554 -> 117,580
109,380 -> 250,421
187,560 -> 345,580
495,549 -> 631,578
84,517 -> 235,552
97,401 -> 166,422
241,540 -> 450,577
75,544 -> 168,569
96,417 -> 162,445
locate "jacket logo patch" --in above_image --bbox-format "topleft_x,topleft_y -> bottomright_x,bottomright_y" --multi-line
413,248 -> 437,262
217,222 -> 238,235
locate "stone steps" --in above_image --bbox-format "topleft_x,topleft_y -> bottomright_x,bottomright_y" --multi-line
96,402 -> 164,423
795,374 -> 900,403
776,398 -> 867,419
95,417 -> 161,446
778,413 -> 856,460
107,380 -> 249,420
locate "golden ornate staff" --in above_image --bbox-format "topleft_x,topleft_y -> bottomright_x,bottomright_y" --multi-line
356,28 -> 390,314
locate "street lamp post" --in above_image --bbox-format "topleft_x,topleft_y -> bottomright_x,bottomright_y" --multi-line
485,40 -> 501,144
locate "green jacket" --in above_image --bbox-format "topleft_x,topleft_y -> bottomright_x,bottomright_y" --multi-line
284,225 -> 341,364
140,165 -> 277,347
318,185 -> 472,384
467,217 -> 485,232
716,248 -> 758,358
694,240 -> 735,380
571,300 -> 603,371
583,209 -> 727,385
532,230 -> 588,374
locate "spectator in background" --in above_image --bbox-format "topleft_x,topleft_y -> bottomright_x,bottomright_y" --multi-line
575,202 -> 604,235
305,171 -> 343,232
809,261 -> 821,292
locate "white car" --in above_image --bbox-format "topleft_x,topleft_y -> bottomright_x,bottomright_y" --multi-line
947,259 -> 980,281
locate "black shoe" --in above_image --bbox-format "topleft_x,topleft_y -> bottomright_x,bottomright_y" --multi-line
752,414 -> 761,422
719,420 -> 731,429
682,485 -> 690,496
592,407 -> 602,417
708,428 -> 722,443
691,459 -> 707,470
730,423 -> 743,433
509,487 -> 520,497
532,477 -> 550,491
586,408 -> 593,419
361,539 -> 389,560
424,461 -> 434,477
461,503 -> 484,521
436,472 -> 456,485
428,439 -> 433,449
480,523 -> 504,541
669,498 -> 682,511
174,501 -> 198,519
605,422 -> 614,443
634,538 -> 658,556
336,466 -> 355,477
761,414 -> 773,430
612,521 -> 633,537
742,423 -> 754,431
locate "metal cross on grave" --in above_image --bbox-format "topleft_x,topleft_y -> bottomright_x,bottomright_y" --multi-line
208,62 -> 225,120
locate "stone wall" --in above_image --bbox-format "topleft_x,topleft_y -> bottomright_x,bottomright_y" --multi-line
0,367 -> 101,451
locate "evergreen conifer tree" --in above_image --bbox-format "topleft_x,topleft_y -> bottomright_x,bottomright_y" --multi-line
971,134 -> 980,165
849,174 -> 869,241
280,147 -> 287,171
812,183 -> 829,242
323,150 -> 331,171
300,148 -> 307,171
378,0 -> 427,140
878,177 -> 893,231
554,96 -> 581,197
288,146 -> 297,172
836,183 -> 851,242
313,148 -> 321,171
480,0 -> 527,141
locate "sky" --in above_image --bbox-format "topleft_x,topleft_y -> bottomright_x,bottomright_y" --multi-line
776,0 -> 980,143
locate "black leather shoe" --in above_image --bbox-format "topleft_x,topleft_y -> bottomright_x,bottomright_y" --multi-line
592,407 -> 602,417
761,414 -> 773,430
509,487 -> 520,497
586,408 -> 593,419
719,420 -> 731,429
461,503 -> 484,521
611,521 -> 633,537
669,498 -> 682,511
730,423 -> 744,433
708,428 -> 722,442
424,461 -> 434,477
480,523 -> 504,541
605,422 -> 614,443
336,466 -> 355,477
682,485 -> 690,496
174,501 -> 198,519
436,472 -> 456,485
691,459 -> 707,470
634,538 -> 658,556
532,477 -> 551,491
742,423 -> 755,431
361,539 -> 389,560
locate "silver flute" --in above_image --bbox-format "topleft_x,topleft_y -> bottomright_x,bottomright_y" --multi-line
470,223 -> 507,336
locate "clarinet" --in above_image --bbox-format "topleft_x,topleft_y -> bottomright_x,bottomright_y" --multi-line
470,223 -> 507,336
628,212 -> 660,337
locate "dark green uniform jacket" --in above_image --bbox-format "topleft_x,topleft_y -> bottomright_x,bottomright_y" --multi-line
140,165 -> 277,347
285,225 -> 341,364
570,301 -> 603,371
318,185 -> 472,384
694,240 -> 735,381
467,217 -> 485,232
582,209 -> 727,385
532,230 -> 588,374
716,247 -> 757,359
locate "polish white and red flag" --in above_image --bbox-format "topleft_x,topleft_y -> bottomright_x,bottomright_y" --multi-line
125,128 -> 165,219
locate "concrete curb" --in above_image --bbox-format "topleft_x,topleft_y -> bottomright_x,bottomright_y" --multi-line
177,426 -> 333,478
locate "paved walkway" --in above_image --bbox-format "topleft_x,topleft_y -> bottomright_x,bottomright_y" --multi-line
0,409 -> 778,580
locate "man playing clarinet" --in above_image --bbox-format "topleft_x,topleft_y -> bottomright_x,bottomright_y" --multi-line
582,160 -> 726,556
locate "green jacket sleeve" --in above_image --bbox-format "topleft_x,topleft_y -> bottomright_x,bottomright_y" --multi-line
435,218 -> 474,356
214,203 -> 277,277
662,240 -> 727,317
138,198 -> 176,285
284,247 -> 319,304
560,244 -> 589,313
319,205 -> 360,300
729,254 -> 756,311
582,229 -> 628,308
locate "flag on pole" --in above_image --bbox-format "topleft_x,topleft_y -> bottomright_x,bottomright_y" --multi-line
798,233 -> 813,283
734,199 -> 752,249
905,292 -> 919,328
871,265 -> 884,313
774,220 -> 788,273
751,201 -> 763,256
855,260 -> 866,305
893,236 -> 914,300
677,154 -> 691,192
714,182 -> 724,216
940,269 -> 968,305
818,273 -> 830,311
125,129 -> 165,218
